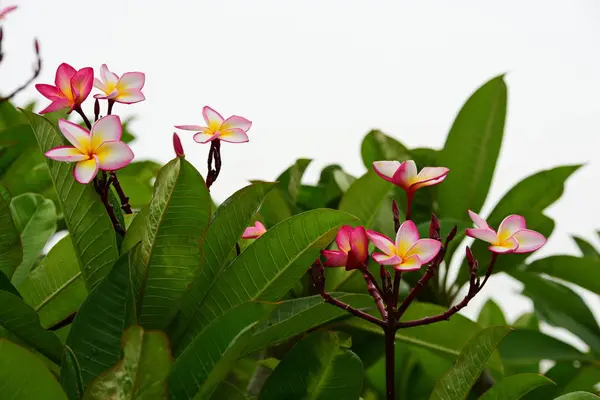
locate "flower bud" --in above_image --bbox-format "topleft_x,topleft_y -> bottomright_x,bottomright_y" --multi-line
173,132 -> 185,158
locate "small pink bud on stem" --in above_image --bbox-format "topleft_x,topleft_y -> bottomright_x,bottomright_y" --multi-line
173,133 -> 185,158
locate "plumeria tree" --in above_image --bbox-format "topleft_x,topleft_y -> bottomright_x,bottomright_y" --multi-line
1,6 -> 600,399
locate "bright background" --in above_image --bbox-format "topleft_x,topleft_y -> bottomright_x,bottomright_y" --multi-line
2,0 -> 600,350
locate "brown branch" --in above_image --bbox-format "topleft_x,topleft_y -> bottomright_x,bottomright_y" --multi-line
392,271 -> 402,308
109,172 -> 132,214
94,175 -> 125,236
362,270 -> 386,318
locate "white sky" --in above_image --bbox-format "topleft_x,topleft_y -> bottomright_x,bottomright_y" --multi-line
2,0 -> 600,349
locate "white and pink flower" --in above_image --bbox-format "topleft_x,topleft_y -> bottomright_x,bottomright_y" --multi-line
242,221 -> 267,239
322,225 -> 369,270
175,106 -> 251,144
93,64 -> 145,104
373,160 -> 449,194
36,63 -> 94,114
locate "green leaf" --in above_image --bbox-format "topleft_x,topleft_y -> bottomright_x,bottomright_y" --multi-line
0,187 -> 22,279
211,382 -> 248,400
22,109 -> 120,289
2,150 -> 55,204
60,247 -> 138,398
276,158 -> 312,208
361,129 -> 411,168
430,326 -> 512,400
554,393 -> 600,400
0,339 -> 68,400
0,124 -> 37,172
0,269 -> 20,297
572,237 -> 600,259
169,182 -> 275,342
437,75 -> 507,219
478,299 -> 507,328
513,313 -> 540,330
259,189 -> 292,227
513,272 -> 600,353
174,208 -> 356,354
18,235 -> 87,329
499,329 -> 588,365
259,331 -> 364,400
10,193 -> 57,285
168,302 -> 272,400
480,373 -> 554,400
114,161 -> 160,209
133,157 -> 211,329
121,206 -> 147,253
0,291 -> 63,364
525,256 -> 600,295
83,326 -> 171,400
243,293 -> 375,356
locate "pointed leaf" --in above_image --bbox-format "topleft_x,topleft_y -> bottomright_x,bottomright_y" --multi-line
572,237 -> 600,259
0,269 -> 19,297
0,339 -> 68,400
0,185 -> 22,275
430,326 -> 512,400
480,373 -> 554,400
360,129 -> 411,168
259,331 -> 364,400
113,161 -> 160,209
438,75 -> 507,219
22,109 -> 120,288
499,329 -> 589,365
525,256 -> 600,296
478,299 -> 507,328
554,393 -> 600,400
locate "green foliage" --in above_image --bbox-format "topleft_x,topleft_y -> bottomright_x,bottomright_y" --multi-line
479,373 -> 555,399
0,186 -> 22,276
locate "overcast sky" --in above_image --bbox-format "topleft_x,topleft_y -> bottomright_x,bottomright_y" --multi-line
2,0 -> 600,349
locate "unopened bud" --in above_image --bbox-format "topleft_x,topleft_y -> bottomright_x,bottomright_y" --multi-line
429,213 -> 441,241
465,247 -> 476,268
93,99 -> 100,119
447,225 -> 458,243
0,27 -> 4,42
173,132 -> 185,157
34,38 -> 39,54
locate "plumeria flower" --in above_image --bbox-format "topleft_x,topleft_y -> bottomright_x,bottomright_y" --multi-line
367,221 -> 441,271
175,106 -> 251,144
242,221 -> 267,239
45,115 -> 134,184
35,63 -> 94,114
93,64 -> 145,104
465,210 -> 546,254
373,160 -> 449,194
322,225 -> 369,271
0,5 -> 17,20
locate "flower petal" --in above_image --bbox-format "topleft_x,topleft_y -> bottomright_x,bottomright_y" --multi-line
39,99 -> 69,114
218,128 -> 249,143
91,115 -> 122,149
465,228 -> 498,244
0,5 -> 18,19
116,72 -> 145,91
498,215 -> 527,241
203,106 -> 224,131
406,239 -> 441,264
95,141 -> 134,171
58,119 -> 90,152
489,236 -> 519,254
372,253 -> 402,266
70,67 -> 94,103
366,230 -> 396,256
114,89 -> 145,104
221,115 -> 252,132
175,125 -> 206,131
73,157 -> 99,184
512,229 -> 546,254
372,161 -> 400,184
100,64 -> 119,86
55,63 -> 76,95
193,131 -> 218,144
242,221 -> 267,239
395,254 -> 423,272
45,146 -> 88,162
410,167 -> 449,190
322,250 -> 348,267
468,210 -> 489,229
335,225 -> 353,253
35,84 -> 63,101
395,220 -> 420,255
349,226 -> 368,263
93,77 -> 106,92
392,160 -> 418,188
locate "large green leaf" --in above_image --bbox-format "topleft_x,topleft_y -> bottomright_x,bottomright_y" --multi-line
0,291 -> 63,364
259,331 -> 363,400
478,299 -> 507,328
0,269 -> 19,297
61,248 -> 137,398
244,293 -> 375,355
168,302 -> 271,400
499,329 -> 590,365
174,208 -> 356,353
513,272 -> 600,353
169,182 -> 274,342
2,150 -> 55,204
437,75 -> 507,219
121,206 -> 146,253
0,123 -> 37,172
554,393 -> 600,400
83,325 -> 171,400
10,193 -> 57,284
479,373 -> 554,400
114,161 -> 160,210
276,158 -> 312,208
23,110 -> 120,288
133,157 -> 211,329
0,339 -> 68,400
572,236 -> 600,259
18,235 -> 87,329
211,382 -> 248,400
525,256 -> 600,295
0,187 -> 21,276
430,326 -> 512,400
360,129 -> 411,168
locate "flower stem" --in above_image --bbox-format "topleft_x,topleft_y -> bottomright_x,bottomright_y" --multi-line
109,172 -> 133,214
94,175 -> 125,236
206,139 -> 222,189
107,99 -> 115,115
74,106 -> 92,130
405,192 -> 414,221
385,326 -> 396,400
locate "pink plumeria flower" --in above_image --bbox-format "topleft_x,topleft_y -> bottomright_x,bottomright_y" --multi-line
367,221 -> 441,272
373,160 -> 449,194
175,106 -> 252,144
0,5 -> 17,20
465,210 -> 546,254
93,64 -> 145,104
35,63 -> 94,114
322,225 -> 369,271
45,115 -> 134,184
242,221 -> 267,239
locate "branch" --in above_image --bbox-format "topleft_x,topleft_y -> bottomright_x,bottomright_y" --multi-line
109,172 -> 133,214
362,270 -> 387,318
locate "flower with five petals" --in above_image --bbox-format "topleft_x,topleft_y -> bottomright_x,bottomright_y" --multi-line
35,63 -> 94,114
373,160 -> 449,194
44,115 -> 134,184
93,64 -> 145,104
322,225 -> 369,271
175,106 -> 251,144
